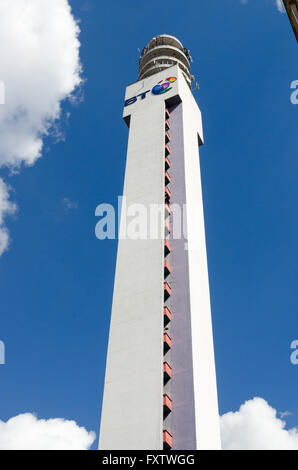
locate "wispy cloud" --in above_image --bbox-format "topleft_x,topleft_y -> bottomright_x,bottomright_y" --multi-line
275,0 -> 286,13
279,410 -> 292,419
80,1 -> 93,12
62,198 -> 78,210
240,0 -> 285,12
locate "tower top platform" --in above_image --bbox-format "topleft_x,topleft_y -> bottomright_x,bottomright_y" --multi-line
138,35 -> 194,88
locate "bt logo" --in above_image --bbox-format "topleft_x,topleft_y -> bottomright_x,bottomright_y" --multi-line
124,76 -> 177,107
152,76 -> 177,95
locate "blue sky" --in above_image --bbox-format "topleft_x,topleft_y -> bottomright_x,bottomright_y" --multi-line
0,0 -> 297,449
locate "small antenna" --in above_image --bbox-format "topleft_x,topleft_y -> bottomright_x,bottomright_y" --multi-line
192,82 -> 200,92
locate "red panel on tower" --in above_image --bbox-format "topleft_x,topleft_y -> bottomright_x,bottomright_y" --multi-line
163,430 -> 173,449
164,306 -> 172,324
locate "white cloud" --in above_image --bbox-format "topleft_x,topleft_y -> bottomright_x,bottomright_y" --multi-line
0,0 -> 82,168
0,179 -> 17,256
275,0 -> 286,13
221,397 -> 298,450
0,413 -> 95,450
0,0 -> 82,256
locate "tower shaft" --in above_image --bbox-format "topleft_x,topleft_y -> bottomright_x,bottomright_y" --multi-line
99,36 -> 221,450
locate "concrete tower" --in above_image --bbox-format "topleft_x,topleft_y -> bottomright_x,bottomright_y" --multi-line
99,35 -> 221,451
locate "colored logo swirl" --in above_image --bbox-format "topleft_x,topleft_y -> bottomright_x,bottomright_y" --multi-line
152,76 -> 177,95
